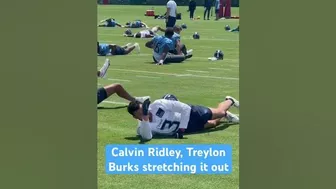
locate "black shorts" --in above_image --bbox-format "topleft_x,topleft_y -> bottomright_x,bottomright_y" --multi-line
166,16 -> 176,28
169,49 -> 178,55
97,87 -> 107,104
113,46 -> 126,55
185,105 -> 213,133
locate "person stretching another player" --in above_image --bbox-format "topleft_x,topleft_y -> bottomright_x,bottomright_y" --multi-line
157,25 -> 192,57
145,28 -> 189,65
97,59 -> 149,105
97,42 -> 140,56
124,20 -> 149,28
127,94 -> 239,141
98,18 -> 123,27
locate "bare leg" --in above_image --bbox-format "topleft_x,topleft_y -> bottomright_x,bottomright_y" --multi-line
204,110 -> 237,129
205,118 -> 222,129
103,83 -> 136,102
208,99 -> 235,120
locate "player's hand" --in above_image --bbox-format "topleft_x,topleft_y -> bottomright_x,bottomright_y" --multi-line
142,99 -> 151,116
174,128 -> 185,139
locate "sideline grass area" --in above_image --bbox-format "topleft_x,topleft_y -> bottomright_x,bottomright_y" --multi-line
98,5 -> 239,189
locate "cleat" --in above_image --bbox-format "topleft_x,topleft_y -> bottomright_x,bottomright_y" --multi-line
225,96 -> 239,108
134,43 -> 140,53
225,111 -> 239,124
99,59 -> 110,78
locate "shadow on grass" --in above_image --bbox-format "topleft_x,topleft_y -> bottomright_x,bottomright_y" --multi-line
124,122 -> 238,144
97,105 -> 127,110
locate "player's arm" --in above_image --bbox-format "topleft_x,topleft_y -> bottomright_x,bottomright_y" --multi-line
176,40 -> 182,55
157,26 -> 166,32
166,7 -> 170,18
116,23 -> 123,27
138,99 -> 153,141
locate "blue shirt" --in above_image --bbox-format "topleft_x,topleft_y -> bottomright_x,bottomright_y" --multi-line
171,33 -> 181,47
106,19 -> 116,27
152,36 -> 174,60
98,43 -> 110,56
131,21 -> 142,28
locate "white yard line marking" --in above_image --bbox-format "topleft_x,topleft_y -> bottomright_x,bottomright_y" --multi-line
107,78 -> 131,82
101,101 -> 128,105
186,70 -> 209,73
136,75 -> 160,79
110,68 -> 239,80
209,68 -> 232,71
98,33 -> 239,42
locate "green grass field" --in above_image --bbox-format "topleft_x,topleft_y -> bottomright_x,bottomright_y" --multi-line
98,5 -> 239,189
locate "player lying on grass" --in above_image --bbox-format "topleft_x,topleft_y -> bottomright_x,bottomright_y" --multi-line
229,25 -> 239,32
127,94 -> 239,140
98,18 -> 123,27
122,26 -> 162,38
97,42 -> 140,56
145,28 -> 191,65
157,25 -> 192,56
97,59 -> 149,105
124,20 -> 149,28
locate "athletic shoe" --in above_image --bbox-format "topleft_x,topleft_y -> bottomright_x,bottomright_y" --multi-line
185,54 -> 193,59
99,59 -> 110,78
225,96 -> 239,108
187,49 -> 193,54
225,111 -> 239,124
134,43 -> 140,53
135,96 -> 151,103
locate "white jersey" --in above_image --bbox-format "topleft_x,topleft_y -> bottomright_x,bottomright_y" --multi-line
167,0 -> 177,17
137,99 -> 191,138
140,30 -> 150,38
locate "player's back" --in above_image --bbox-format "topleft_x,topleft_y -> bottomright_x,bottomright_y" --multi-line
98,43 -> 110,56
148,99 -> 189,136
152,36 -> 174,54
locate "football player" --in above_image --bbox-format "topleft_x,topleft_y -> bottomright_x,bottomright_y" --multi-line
97,59 -> 149,105
98,18 -> 123,27
145,28 -> 188,65
127,95 -> 239,140
124,20 -> 149,28
157,25 -> 192,57
123,26 -> 160,38
97,42 -> 140,56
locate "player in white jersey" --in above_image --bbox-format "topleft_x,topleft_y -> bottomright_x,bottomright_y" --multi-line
123,26 -> 160,38
127,94 -> 239,140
